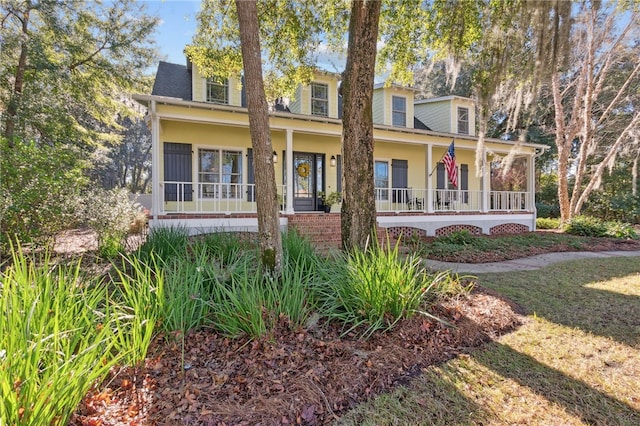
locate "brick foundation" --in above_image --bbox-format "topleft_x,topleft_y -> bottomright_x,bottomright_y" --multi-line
435,224 -> 483,236
489,223 -> 530,234
287,213 -> 342,249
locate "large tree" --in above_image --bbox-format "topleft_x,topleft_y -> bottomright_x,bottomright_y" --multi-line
0,0 -> 158,147
235,0 -> 282,272
340,0 -> 380,250
545,2 -> 640,222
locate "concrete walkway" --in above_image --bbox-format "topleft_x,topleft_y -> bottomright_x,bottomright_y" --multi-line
424,250 -> 640,274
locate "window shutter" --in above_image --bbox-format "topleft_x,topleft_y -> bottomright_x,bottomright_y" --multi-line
461,164 -> 469,203
163,142 -> 192,202
436,162 -> 445,189
391,159 -> 408,202
337,154 -> 342,193
247,148 -> 255,201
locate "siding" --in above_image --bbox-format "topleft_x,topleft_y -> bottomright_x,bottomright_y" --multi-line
373,89 -> 384,125
289,86 -> 303,114
414,100 -> 450,133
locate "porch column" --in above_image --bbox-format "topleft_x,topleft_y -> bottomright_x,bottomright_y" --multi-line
528,153 -> 536,212
150,100 -> 161,225
426,144 -> 433,213
285,129 -> 295,214
481,147 -> 489,212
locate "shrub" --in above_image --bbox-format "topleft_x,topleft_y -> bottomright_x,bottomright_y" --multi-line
75,188 -> 144,257
435,230 -> 475,245
536,203 -> 560,218
603,221 -> 638,239
315,235 -> 449,339
564,216 -> 609,237
0,138 -> 87,250
536,217 -> 560,230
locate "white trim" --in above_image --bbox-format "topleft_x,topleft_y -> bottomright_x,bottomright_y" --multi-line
133,94 -> 548,150
377,213 -> 535,236
194,145 -> 246,201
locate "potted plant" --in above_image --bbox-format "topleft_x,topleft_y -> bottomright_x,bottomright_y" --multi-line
319,191 -> 341,213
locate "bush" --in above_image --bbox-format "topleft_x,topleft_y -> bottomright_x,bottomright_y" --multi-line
603,221 -> 638,239
536,203 -> 560,218
75,188 -> 144,257
564,216 -> 608,237
0,138 -> 87,250
536,217 -> 560,230
564,216 -> 637,239
435,230 -> 475,245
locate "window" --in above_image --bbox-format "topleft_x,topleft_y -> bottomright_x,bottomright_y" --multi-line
198,148 -> 242,198
206,78 -> 229,104
311,82 -> 328,116
457,107 -> 469,134
374,160 -> 389,200
392,96 -> 406,127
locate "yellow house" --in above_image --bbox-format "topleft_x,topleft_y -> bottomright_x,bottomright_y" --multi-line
134,60 -> 546,243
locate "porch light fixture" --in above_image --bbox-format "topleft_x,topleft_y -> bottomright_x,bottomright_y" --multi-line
330,155 -> 336,167
273,151 -> 278,163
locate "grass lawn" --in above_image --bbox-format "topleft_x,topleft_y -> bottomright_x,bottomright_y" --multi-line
335,256 -> 640,425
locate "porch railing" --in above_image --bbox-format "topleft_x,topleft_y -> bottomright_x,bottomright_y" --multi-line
161,182 -> 287,213
159,181 -> 531,214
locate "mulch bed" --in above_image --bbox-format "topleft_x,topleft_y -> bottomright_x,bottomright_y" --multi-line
71,287 -> 521,426
419,231 -> 640,263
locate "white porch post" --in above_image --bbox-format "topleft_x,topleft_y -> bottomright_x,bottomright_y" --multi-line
426,144 -> 433,213
481,147 -> 489,212
285,129 -> 295,214
529,152 -> 536,215
150,100 -> 161,226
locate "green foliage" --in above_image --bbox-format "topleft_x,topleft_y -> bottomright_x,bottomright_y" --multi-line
536,217 -> 561,230
0,137 -> 87,249
315,236 -> 450,339
564,216 -> 638,239
0,246 -> 122,425
111,254 -> 165,367
586,190 -> 640,224
563,216 -> 609,237
136,225 -> 191,263
435,230 -> 476,246
75,187 -> 144,258
536,202 -> 560,219
0,0 -> 159,146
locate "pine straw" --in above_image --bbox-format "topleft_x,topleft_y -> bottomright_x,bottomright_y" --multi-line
71,287 -> 520,426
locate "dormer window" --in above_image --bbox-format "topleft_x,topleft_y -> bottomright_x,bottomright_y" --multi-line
457,107 -> 469,135
311,82 -> 328,116
206,78 -> 228,104
392,96 -> 406,127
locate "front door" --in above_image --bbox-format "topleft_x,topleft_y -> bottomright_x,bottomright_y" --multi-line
293,152 -> 324,211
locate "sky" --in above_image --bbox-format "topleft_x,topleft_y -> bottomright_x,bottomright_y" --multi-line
140,0 -> 346,73
142,0 -> 201,66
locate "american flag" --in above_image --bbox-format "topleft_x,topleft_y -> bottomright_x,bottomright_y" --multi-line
443,141 -> 458,188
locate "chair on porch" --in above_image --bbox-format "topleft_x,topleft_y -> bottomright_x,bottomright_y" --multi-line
406,188 -> 424,210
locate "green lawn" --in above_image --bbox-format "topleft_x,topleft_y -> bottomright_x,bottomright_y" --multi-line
334,257 -> 640,425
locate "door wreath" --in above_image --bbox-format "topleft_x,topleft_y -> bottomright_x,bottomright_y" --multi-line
296,163 -> 310,178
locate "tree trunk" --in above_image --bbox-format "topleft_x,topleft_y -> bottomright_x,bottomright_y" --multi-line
340,0 -> 381,251
3,6 -> 31,145
633,152 -> 639,197
573,113 -> 640,214
235,0 -> 282,273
